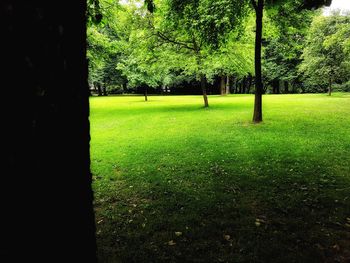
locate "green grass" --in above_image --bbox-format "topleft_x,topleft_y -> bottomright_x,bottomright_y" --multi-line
90,93 -> 350,263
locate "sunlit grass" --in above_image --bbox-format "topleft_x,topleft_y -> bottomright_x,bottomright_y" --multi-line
90,93 -> 350,263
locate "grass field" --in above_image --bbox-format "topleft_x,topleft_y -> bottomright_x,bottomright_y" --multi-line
90,93 -> 350,263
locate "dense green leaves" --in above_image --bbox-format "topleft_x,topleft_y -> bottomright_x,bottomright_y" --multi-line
86,0 -> 348,97
299,13 -> 350,93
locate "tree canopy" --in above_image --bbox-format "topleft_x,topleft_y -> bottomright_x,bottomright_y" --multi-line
86,0 -> 349,107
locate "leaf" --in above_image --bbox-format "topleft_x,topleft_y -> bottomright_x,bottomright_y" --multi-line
223,234 -> 231,241
175,232 -> 182,236
168,240 -> 176,246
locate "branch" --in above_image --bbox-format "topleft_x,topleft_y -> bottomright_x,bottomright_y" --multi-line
251,0 -> 257,11
156,31 -> 195,51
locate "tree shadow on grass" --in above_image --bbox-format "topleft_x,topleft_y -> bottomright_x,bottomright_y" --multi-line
94,156 -> 350,263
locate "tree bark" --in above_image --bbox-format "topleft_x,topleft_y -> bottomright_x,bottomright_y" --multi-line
252,0 -> 264,123
284,81 -> 289,93
226,75 -> 230,94
328,78 -> 332,96
144,86 -> 148,101
201,74 -> 209,107
272,79 -> 280,94
1,2 -> 96,262
102,86 -> 107,96
242,76 -> 247,94
97,83 -> 103,96
234,78 -> 239,94
220,75 -> 226,95
247,74 -> 252,94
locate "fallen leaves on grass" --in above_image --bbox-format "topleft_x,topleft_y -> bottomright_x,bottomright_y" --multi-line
168,240 -> 176,246
223,234 -> 231,241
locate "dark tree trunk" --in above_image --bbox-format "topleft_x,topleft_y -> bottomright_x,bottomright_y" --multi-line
284,81 -> 289,93
122,82 -> 127,93
252,0 -> 264,123
97,83 -> 103,96
144,86 -> 148,101
272,79 -> 280,94
247,74 -> 253,94
328,78 -> 332,96
242,76 -> 247,94
1,2 -> 96,262
226,75 -> 230,94
102,86 -> 107,96
220,75 -> 226,95
194,49 -> 209,107
201,74 -> 209,107
234,78 -> 239,94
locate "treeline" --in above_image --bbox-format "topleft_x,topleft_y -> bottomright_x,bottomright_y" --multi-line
87,0 -> 350,98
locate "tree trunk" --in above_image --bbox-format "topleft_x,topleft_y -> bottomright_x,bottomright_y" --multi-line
2,2 -> 96,262
201,74 -> 209,107
220,75 -> 226,95
102,86 -> 107,96
247,74 -> 252,94
234,78 -> 239,94
97,83 -> 102,96
328,78 -> 332,96
194,48 -> 209,107
122,83 -> 127,93
226,75 -> 230,94
252,0 -> 264,123
144,86 -> 148,101
272,79 -> 280,94
284,81 -> 289,93
242,76 -> 247,94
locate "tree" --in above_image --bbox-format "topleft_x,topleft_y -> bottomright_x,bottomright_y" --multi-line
87,0 -> 129,96
299,13 -> 350,96
149,0 -> 248,107
250,0 -> 332,123
263,3 -> 316,94
2,2 -> 96,261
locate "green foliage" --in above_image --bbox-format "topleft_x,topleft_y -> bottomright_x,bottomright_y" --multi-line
299,13 -> 350,90
263,4 -> 316,84
86,0 -> 346,95
87,0 -> 128,93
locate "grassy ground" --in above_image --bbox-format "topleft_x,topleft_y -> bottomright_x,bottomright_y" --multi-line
90,93 -> 350,263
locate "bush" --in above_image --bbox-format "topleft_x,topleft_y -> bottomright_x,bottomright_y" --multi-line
107,85 -> 124,95
333,81 -> 350,92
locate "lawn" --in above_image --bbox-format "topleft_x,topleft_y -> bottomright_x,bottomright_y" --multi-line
90,93 -> 350,263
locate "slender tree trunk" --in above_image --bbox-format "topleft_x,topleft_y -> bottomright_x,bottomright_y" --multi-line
284,80 -> 289,93
201,74 -> 209,107
102,86 -> 107,96
272,79 -> 280,94
226,75 -> 230,94
122,83 -> 127,93
242,76 -> 247,94
247,74 -> 252,94
328,78 -> 332,96
252,0 -> 264,123
220,75 -> 226,95
96,83 -> 102,96
194,48 -> 209,107
144,86 -> 148,101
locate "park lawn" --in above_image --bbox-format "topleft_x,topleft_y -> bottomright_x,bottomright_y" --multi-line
90,93 -> 350,263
